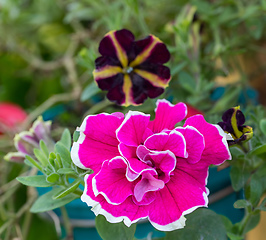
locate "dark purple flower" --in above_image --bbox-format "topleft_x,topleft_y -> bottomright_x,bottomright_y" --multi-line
218,106 -> 253,144
93,29 -> 171,106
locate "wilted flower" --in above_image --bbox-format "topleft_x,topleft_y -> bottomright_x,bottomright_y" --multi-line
0,102 -> 27,134
4,116 -> 54,162
71,99 -> 231,231
93,29 -> 171,106
218,106 -> 253,145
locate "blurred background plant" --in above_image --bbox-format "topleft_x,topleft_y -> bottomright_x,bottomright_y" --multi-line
1,0 -> 266,239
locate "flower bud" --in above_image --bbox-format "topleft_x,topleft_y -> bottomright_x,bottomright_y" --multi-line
218,106 -> 253,145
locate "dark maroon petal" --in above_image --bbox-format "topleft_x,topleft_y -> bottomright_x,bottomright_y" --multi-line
95,56 -> 121,69
96,73 -> 124,91
115,29 -> 135,55
99,35 -> 117,59
107,84 -> 125,105
130,36 -> 153,62
146,42 -> 170,64
136,63 -> 170,81
236,109 -> 245,126
221,108 -> 234,123
130,73 -> 164,104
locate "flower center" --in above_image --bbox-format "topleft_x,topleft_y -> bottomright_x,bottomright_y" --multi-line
122,66 -> 133,74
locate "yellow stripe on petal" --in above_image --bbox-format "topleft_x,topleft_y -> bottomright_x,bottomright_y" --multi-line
129,35 -> 161,68
231,106 -> 243,139
93,66 -> 122,80
108,31 -> 128,68
134,69 -> 170,88
122,74 -> 133,107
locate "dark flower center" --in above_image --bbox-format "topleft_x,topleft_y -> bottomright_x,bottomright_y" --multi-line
122,66 -> 134,74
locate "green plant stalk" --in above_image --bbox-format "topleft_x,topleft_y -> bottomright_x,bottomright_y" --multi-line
61,206 -> 73,239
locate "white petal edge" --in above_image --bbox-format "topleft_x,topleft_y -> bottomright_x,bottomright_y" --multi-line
92,157 -> 130,205
81,174 -> 148,227
149,191 -> 208,231
213,124 -> 232,161
154,99 -> 188,118
115,110 -> 150,145
70,131 -> 88,169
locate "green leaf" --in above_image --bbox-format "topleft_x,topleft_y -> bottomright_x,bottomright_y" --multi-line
233,199 -> 251,209
248,143 -> 266,157
24,155 -> 42,171
55,142 -> 72,168
227,232 -> 244,240
164,209 -> 227,240
257,198 -> 266,211
59,129 -> 72,150
260,119 -> 266,136
39,140 -> 50,158
17,175 -> 54,187
57,168 -> 76,175
46,173 -> 60,183
34,148 -> 49,167
178,71 -> 196,93
242,210 -> 260,234
73,130 -> 80,142
53,179 -> 81,199
30,187 -> 78,213
230,165 -> 249,191
81,81 -> 100,102
245,177 -> 263,206
95,215 -> 136,240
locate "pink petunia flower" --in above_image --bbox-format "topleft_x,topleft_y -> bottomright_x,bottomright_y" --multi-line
71,99 -> 231,231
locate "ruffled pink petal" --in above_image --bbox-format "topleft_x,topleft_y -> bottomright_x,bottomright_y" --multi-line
148,169 -> 208,231
118,143 -> 137,159
147,151 -> 176,183
82,174 -> 149,227
134,172 -> 164,202
176,158 -> 209,192
92,157 -> 134,205
184,115 -> 231,165
71,113 -> 123,171
144,130 -> 187,158
148,99 -> 187,133
125,157 -> 156,181
116,111 -> 150,146
175,126 -> 205,164
132,191 -> 156,206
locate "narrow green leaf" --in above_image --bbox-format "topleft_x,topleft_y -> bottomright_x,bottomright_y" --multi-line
248,144 -> 266,157
260,119 -> 266,136
55,142 -> 72,168
80,81 -> 100,102
53,179 -> 81,199
24,155 -> 42,171
30,187 -> 78,213
17,175 -> 54,187
59,129 -> 71,150
95,215 -> 136,240
233,199 -> 250,209
39,140 -> 49,158
164,209 -> 227,240
46,173 -> 60,183
57,168 -> 76,175
34,148 -> 49,167
257,198 -> 266,211
73,130 -> 80,142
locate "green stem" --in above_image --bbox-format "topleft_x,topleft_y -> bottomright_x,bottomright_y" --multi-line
61,206 -> 73,239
